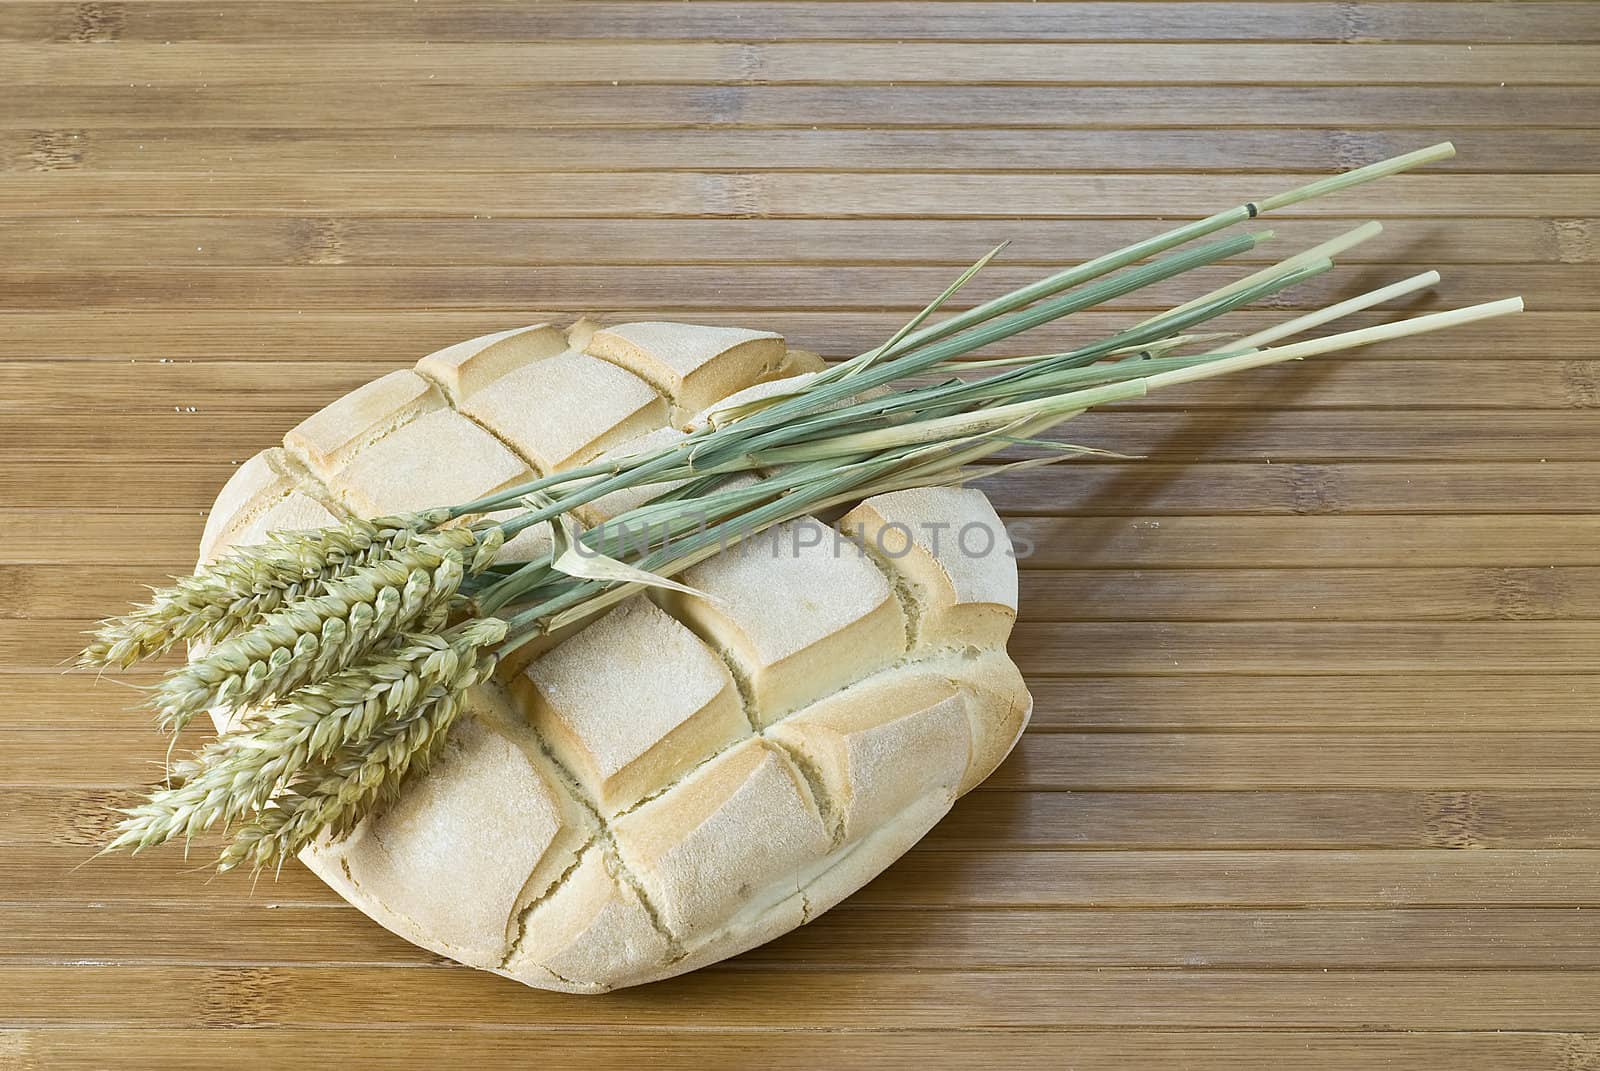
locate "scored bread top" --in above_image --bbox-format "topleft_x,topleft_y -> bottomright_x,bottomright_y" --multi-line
202,320 -> 1031,994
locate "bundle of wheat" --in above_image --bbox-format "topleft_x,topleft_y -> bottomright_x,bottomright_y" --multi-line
84,142 -> 1518,892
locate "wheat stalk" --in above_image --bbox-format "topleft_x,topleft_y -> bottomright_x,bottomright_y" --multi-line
83,143 -> 1527,874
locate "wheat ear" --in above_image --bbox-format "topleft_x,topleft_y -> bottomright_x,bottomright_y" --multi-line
79,511 -> 450,668
147,529 -> 486,733
213,619 -> 506,873
103,618 -> 509,856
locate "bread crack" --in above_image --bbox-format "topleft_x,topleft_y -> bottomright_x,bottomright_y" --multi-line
849,532 -> 925,651
714,643 -> 762,732
763,736 -> 844,849
271,448 -> 358,524
411,364 -> 548,477
281,403 -> 434,485
518,715 -> 687,961
609,739 -> 740,820
498,839 -> 598,972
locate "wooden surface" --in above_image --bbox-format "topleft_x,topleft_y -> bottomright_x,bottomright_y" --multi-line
3,2 -> 1598,1067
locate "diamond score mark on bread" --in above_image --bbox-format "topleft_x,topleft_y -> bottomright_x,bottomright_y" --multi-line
200,319 -> 1032,993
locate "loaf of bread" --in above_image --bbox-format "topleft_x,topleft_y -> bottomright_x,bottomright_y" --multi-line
201,319 -> 1032,992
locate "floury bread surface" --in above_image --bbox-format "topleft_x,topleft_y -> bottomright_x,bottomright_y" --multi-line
201,319 -> 1033,992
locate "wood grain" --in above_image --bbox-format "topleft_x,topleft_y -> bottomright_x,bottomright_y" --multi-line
0,172 -> 1592,215
2,1029 -> 1595,1071
1,1031 -> 1589,1071
8,42 -> 1600,86
5,963 -> 1600,1029
3,218 -> 1588,266
5,128 -> 1596,174
2,1 -> 1595,1066
0,4 -> 1596,45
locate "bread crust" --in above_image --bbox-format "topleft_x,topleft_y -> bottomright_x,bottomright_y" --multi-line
203,320 -> 1031,992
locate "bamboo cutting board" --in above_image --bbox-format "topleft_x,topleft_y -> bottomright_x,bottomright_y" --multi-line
3,2 -> 1600,1067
